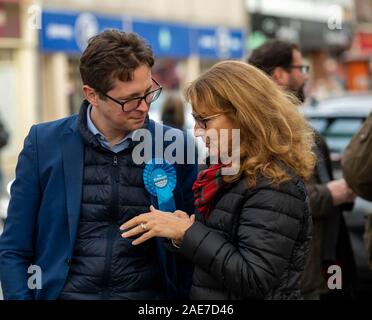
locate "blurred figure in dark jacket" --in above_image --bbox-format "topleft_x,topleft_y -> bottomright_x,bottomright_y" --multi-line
342,112 -> 372,270
161,95 -> 185,130
0,117 -> 9,195
249,39 -> 357,300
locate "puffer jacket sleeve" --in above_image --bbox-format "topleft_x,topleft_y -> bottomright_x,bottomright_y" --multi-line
179,187 -> 305,299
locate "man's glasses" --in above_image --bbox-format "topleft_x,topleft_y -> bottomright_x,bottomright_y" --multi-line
288,65 -> 310,75
99,78 -> 162,112
192,113 -> 222,129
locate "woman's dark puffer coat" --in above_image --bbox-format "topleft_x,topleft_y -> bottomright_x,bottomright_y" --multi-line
178,174 -> 312,300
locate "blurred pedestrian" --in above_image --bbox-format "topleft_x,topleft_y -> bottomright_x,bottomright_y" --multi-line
249,39 -> 357,300
0,116 -> 9,195
342,112 -> 372,270
161,95 -> 185,130
0,30 -> 197,300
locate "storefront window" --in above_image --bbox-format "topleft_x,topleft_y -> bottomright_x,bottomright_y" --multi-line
0,49 -> 15,155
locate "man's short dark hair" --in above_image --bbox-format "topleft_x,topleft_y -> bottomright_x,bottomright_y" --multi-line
248,39 -> 299,76
80,29 -> 154,96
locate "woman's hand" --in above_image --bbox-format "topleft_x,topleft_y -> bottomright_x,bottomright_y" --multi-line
120,206 -> 195,245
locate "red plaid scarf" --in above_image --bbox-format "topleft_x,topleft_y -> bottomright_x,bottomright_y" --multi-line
192,164 -> 226,220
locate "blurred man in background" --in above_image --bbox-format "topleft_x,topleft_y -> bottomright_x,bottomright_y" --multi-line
249,39 -> 357,300
248,40 -> 308,103
161,95 -> 185,130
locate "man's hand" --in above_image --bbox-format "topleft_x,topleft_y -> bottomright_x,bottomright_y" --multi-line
327,179 -> 356,206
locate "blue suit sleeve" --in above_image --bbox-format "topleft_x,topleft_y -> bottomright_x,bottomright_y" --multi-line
0,126 -> 41,300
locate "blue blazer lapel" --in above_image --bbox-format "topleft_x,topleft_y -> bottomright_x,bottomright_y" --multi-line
62,120 -> 84,250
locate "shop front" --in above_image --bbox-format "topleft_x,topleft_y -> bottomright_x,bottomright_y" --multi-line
0,0 -> 21,188
39,9 -> 246,120
250,12 -> 353,98
344,31 -> 372,91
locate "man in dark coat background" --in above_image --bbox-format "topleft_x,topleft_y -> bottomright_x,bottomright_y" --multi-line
248,39 -> 357,300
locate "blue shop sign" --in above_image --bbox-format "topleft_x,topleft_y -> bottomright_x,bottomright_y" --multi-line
133,20 -> 190,58
196,26 -> 246,59
40,10 -> 246,59
40,10 -> 123,54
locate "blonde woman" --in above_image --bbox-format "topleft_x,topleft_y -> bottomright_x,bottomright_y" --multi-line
121,61 -> 316,300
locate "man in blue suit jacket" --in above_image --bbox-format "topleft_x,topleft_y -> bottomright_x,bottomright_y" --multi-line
0,30 -> 197,300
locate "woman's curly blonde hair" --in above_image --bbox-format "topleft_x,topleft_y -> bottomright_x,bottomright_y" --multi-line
185,60 -> 316,188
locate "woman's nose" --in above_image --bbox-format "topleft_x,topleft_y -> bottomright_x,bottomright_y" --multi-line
193,124 -> 205,138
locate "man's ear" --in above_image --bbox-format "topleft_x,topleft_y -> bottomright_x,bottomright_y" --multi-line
82,85 -> 99,107
271,67 -> 289,87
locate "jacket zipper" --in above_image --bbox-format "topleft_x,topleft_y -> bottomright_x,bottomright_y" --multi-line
102,154 -> 120,299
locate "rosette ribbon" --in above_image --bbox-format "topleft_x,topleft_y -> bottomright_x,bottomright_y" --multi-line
143,159 -> 177,212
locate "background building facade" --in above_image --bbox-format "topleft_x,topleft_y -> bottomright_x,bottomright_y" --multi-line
0,0 -> 248,186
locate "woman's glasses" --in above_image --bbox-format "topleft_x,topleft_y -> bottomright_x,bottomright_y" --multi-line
192,113 -> 222,129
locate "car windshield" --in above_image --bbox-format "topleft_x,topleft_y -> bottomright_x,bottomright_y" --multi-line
308,119 -> 328,133
308,117 -> 365,154
327,119 -> 364,136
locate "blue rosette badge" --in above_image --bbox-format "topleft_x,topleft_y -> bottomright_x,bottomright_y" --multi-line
143,159 -> 177,212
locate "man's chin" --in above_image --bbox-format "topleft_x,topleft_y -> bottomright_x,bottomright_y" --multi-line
113,118 -> 145,133
129,117 -> 146,129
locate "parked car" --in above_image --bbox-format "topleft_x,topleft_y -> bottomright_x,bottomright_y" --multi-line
303,93 -> 372,167
302,93 -> 372,298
